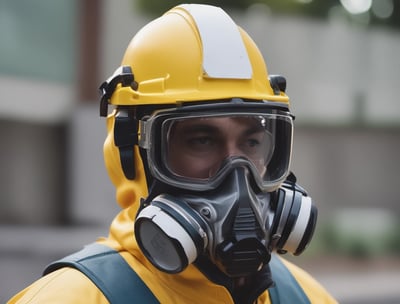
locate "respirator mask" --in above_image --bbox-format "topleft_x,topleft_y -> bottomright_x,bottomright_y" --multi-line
134,103 -> 317,277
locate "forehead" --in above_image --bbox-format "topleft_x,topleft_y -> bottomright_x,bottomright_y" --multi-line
172,116 -> 263,130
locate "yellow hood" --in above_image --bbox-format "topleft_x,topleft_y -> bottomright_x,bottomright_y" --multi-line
103,112 -> 147,210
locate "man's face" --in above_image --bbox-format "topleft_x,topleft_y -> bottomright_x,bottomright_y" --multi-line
166,116 -> 272,180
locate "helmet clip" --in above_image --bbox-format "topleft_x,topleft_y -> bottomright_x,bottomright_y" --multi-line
269,75 -> 287,95
99,66 -> 138,117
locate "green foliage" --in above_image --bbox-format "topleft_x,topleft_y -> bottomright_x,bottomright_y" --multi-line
386,224 -> 400,253
316,219 -> 400,258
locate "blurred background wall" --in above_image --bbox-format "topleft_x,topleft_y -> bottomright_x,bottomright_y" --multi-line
1,0 -> 399,303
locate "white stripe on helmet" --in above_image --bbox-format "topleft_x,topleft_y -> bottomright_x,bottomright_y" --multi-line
179,4 -> 252,79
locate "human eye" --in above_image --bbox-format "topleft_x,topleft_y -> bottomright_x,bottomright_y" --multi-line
185,133 -> 215,151
240,133 -> 264,153
246,138 -> 261,148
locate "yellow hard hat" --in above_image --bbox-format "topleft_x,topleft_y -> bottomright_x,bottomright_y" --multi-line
100,4 -> 289,114
101,4 -> 292,205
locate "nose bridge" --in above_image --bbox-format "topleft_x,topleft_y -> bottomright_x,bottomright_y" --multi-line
210,120 -> 253,178
210,134 -> 248,175
225,137 -> 243,158
208,134 -> 241,176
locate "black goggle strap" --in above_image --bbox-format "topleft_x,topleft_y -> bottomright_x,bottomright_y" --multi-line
99,65 -> 138,117
114,111 -> 138,180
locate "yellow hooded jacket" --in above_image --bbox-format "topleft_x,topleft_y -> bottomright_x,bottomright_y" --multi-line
8,115 -> 338,304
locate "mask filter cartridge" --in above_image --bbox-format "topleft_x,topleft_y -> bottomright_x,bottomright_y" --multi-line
135,195 -> 208,273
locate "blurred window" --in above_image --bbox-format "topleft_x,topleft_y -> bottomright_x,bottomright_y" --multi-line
0,0 -> 77,83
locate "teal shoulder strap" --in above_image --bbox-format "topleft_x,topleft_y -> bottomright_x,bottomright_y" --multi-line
268,254 -> 311,304
44,244 -> 308,304
44,243 -> 159,304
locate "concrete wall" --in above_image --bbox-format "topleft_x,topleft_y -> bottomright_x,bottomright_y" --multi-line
292,126 -> 400,217
0,120 -> 67,224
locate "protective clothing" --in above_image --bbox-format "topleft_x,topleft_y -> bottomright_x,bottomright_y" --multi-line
8,4 -> 337,304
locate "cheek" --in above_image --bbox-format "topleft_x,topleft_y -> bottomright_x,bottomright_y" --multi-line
250,157 -> 267,175
168,153 -> 214,178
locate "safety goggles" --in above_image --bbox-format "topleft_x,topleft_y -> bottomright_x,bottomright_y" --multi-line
139,102 -> 293,192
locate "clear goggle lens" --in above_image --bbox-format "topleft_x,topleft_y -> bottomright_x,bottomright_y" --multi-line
142,112 -> 293,192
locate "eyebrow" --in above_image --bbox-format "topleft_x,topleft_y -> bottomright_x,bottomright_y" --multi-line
244,126 -> 264,136
181,123 -> 219,134
179,122 -> 263,138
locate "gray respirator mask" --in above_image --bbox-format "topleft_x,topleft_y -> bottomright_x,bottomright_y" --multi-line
135,166 -> 317,278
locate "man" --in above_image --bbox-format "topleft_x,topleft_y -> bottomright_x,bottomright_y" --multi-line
8,4 -> 337,303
